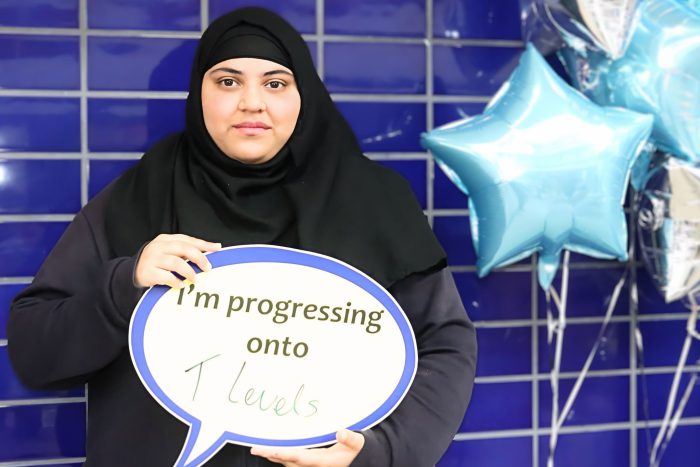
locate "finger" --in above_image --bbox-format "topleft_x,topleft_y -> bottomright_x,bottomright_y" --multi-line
161,242 -> 215,272
254,455 -> 298,467
157,256 -> 197,283
170,234 -> 222,252
337,429 -> 365,451
249,446 -> 268,457
190,251 -> 213,273
178,248 -> 213,273
250,447 -> 301,464
152,242 -> 209,274
150,268 -> 184,289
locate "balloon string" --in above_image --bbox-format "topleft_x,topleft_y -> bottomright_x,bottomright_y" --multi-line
556,265 -> 629,429
546,249 -> 630,466
635,287 -> 655,461
543,4 -> 574,48
649,290 -> 700,467
546,250 -> 570,467
544,272 -> 556,467
632,188 -> 654,460
542,3 -> 584,53
634,323 -> 652,467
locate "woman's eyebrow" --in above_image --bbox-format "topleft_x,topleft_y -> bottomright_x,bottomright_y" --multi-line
210,67 -> 293,77
262,70 -> 294,77
211,67 -> 242,74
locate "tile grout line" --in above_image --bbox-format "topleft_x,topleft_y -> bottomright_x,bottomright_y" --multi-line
470,313 -> 697,329
0,26 -> 80,35
0,153 -> 84,159
365,152 -> 429,160
0,397 -> 86,407
0,152 -> 431,161
316,0 -> 324,80
629,215 -> 639,467
531,254 -> 540,467
449,261 -> 632,272
631,317 -> 638,467
0,457 -> 87,467
425,0 -> 434,228
79,0 -> 88,208
474,364 -> 700,384
79,0 -> 90,445
201,0 -> 208,32
431,209 -> 469,216
453,416 -> 700,442
0,278 -> 33,284
0,25 -> 524,47
0,88 -> 493,103
0,215 -> 76,222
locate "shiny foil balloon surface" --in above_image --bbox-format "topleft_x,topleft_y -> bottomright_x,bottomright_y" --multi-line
637,156 -> 700,302
520,0 -> 638,58
560,0 -> 700,161
421,44 -> 653,290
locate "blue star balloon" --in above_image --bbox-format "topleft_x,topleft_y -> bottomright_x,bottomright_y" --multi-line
559,0 -> 700,161
422,44 -> 653,289
681,0 -> 700,13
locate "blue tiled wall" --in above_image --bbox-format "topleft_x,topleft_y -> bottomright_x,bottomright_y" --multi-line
0,1 -> 695,466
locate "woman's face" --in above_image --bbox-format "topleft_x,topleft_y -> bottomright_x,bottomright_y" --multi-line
201,57 -> 301,164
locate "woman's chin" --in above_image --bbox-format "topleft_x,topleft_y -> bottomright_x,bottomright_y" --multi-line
222,146 -> 276,165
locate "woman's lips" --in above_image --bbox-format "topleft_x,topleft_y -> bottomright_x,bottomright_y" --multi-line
233,122 -> 270,136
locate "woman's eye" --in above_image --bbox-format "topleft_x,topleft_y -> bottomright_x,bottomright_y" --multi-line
266,81 -> 285,89
221,78 -> 235,87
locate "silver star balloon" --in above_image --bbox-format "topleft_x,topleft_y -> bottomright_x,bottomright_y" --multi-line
637,156 -> 700,302
520,0 -> 638,58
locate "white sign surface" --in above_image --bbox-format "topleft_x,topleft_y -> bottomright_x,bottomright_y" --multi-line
129,245 -> 417,467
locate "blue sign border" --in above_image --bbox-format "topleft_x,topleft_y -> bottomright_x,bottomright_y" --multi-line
129,245 -> 417,467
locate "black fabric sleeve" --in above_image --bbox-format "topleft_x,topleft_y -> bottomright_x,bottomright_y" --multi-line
351,267 -> 477,467
7,205 -> 146,390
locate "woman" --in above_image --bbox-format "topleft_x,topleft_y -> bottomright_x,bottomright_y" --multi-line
7,7 -> 476,467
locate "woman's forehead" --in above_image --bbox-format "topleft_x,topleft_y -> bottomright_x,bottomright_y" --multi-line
206,57 -> 294,76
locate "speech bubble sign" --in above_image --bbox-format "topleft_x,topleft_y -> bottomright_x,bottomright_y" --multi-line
129,245 -> 417,467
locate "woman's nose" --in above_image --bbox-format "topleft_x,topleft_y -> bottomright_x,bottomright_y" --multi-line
238,87 -> 266,112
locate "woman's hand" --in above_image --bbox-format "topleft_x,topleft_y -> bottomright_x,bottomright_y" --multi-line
134,234 -> 221,288
250,430 -> 364,467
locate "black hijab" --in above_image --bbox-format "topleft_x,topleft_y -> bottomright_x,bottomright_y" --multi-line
105,7 -> 446,288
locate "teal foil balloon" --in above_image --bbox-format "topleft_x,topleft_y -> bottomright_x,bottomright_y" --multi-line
421,44 -> 653,290
683,0 -> 700,11
630,143 -> 656,191
560,0 -> 700,161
